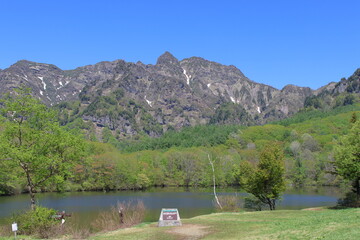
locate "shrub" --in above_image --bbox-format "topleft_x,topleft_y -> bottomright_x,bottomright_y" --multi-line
337,192 -> 360,208
214,195 -> 242,212
118,200 -> 146,227
66,226 -> 91,239
0,224 -> 11,237
11,206 -> 59,238
91,200 -> 146,232
244,195 -> 266,211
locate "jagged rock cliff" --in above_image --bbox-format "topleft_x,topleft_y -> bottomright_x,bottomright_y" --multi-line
1,52 -> 357,137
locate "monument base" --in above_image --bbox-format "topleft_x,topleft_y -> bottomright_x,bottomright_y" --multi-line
158,220 -> 182,227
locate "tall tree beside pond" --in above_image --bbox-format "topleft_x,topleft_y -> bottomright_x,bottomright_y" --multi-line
334,120 -> 360,201
0,88 -> 86,209
239,144 -> 285,210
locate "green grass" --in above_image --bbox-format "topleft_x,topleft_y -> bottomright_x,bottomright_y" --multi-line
1,208 -> 359,239
91,208 -> 360,240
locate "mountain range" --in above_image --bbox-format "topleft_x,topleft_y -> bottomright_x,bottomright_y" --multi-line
0,52 -> 359,138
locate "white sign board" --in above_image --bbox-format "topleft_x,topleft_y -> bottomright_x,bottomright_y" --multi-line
12,223 -> 17,232
158,208 -> 181,227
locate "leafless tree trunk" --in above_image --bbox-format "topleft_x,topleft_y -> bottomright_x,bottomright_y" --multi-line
208,154 -> 222,209
118,207 -> 124,224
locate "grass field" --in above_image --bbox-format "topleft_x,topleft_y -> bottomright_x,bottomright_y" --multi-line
92,208 -> 360,240
1,208 -> 359,240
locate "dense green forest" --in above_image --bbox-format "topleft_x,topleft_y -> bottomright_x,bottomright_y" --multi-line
1,98 -> 359,195
119,124 -> 243,152
79,104 -> 358,191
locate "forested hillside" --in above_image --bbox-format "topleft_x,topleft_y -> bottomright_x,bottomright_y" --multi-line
85,104 -> 359,190
1,103 -> 359,195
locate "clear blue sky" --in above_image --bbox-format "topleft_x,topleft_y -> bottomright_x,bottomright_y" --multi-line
1,0 -> 359,90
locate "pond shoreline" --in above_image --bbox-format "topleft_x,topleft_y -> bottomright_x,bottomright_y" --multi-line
0,186 -> 345,224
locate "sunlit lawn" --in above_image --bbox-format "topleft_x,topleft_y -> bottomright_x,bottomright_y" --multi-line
1,208 -> 359,240
92,208 -> 360,240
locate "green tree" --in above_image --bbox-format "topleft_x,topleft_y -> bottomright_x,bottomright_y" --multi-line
0,157 -> 18,195
350,112 -> 357,124
334,120 -> 360,200
0,88 -> 86,209
292,157 -> 306,186
239,144 -> 285,210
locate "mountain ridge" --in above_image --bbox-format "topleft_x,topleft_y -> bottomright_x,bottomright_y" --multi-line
0,52 -> 359,138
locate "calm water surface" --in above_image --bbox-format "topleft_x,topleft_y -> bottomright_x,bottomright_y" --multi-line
0,186 -> 344,224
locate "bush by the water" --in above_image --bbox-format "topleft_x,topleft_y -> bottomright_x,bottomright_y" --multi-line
337,192 -> 360,208
0,224 -> 11,237
91,200 -> 146,232
244,195 -> 267,211
11,206 -> 59,238
214,195 -> 242,212
0,201 -> 146,239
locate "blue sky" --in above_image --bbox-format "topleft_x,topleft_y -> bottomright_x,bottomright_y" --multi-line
1,0 -> 359,89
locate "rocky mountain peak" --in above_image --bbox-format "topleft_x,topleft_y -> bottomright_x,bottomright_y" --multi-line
314,82 -> 337,95
9,60 -> 62,74
281,84 -> 312,95
332,68 -> 360,94
8,60 -> 34,71
1,53 -> 357,138
12,59 -> 34,66
156,51 -> 179,65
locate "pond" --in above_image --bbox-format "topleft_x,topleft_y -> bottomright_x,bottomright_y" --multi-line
0,186 -> 344,225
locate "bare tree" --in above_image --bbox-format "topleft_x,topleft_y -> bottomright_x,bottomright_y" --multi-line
208,154 -> 222,209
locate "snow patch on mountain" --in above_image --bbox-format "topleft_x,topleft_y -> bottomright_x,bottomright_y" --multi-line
38,76 -> 46,89
144,95 -> 153,107
183,68 -> 191,85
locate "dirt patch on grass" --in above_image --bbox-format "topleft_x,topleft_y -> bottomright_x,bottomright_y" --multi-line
166,224 -> 211,240
100,227 -> 143,237
301,207 -> 325,211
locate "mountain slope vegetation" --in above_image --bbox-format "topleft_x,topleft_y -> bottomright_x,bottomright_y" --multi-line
1,102 -> 358,195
